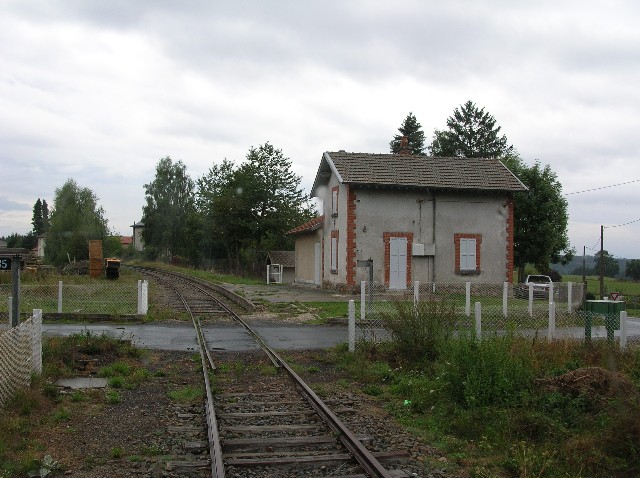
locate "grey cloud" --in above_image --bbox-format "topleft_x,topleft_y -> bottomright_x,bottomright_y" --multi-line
0,197 -> 30,212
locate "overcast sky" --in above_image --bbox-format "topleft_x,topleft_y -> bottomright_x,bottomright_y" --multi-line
1,1 -> 639,260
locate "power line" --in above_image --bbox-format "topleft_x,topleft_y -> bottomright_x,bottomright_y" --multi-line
604,218 -> 640,229
565,178 -> 640,195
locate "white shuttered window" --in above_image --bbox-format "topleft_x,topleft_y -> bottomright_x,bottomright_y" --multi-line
459,238 -> 477,271
331,236 -> 338,271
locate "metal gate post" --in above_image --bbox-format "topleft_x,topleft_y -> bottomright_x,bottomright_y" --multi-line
58,281 -> 63,313
11,255 -> 20,327
348,300 -> 355,352
475,301 -> 482,339
548,302 -> 556,340
502,282 -> 508,318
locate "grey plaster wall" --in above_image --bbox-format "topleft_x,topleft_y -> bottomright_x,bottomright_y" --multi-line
352,187 -> 509,285
314,175 -> 511,289
320,177 -> 348,287
433,194 -> 509,282
294,232 -> 320,283
353,188 -> 434,285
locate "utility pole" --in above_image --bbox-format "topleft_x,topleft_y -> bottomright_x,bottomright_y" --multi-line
599,225 -> 604,299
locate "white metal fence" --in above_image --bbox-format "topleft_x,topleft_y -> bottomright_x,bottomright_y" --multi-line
0,280 -> 149,319
348,281 -> 633,349
0,310 -> 42,407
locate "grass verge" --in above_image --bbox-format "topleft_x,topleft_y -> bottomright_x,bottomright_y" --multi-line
0,332 -> 150,476
330,301 -> 640,478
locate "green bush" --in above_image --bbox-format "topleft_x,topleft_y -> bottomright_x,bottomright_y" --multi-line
440,336 -> 534,409
382,299 -> 456,361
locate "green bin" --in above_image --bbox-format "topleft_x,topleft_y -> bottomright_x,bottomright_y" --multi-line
584,300 -> 625,342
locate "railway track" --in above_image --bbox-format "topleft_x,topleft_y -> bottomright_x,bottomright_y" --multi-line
132,266 -> 413,478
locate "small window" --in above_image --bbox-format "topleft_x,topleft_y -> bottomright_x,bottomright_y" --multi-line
455,233 -> 481,275
459,238 -> 476,271
330,235 -> 338,272
331,188 -> 338,217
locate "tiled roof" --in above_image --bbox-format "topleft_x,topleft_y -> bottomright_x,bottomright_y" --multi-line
287,215 -> 325,235
267,250 -> 296,268
312,152 -> 527,193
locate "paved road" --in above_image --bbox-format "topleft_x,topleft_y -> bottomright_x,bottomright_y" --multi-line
39,281 -> 640,351
42,322 -> 349,352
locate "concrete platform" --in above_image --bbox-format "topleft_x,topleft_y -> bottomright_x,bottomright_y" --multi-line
56,377 -> 109,389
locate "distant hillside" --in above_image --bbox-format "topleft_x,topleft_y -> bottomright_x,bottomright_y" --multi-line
552,255 -> 631,280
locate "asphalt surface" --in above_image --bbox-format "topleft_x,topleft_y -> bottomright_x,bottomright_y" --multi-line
38,282 -> 640,351
42,322 -> 349,352
41,282 -> 355,352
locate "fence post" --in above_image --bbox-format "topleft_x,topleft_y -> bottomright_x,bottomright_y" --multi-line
414,281 -> 420,306
567,282 -> 573,313
548,283 -> 554,305
7,297 -> 12,327
142,281 -> 149,314
503,282 -> 508,318
465,282 -> 471,317
57,281 -> 63,313
348,300 -> 355,352
32,309 -> 42,374
528,284 -> 534,317
475,301 -> 482,339
548,302 -> 556,340
11,256 -> 20,327
620,311 -> 628,351
137,280 -> 142,314
360,281 -> 366,322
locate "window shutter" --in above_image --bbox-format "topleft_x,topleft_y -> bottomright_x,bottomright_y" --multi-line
331,236 -> 338,271
461,238 -> 476,271
331,189 -> 338,216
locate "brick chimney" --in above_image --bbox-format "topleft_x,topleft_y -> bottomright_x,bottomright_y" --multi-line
398,136 -> 411,155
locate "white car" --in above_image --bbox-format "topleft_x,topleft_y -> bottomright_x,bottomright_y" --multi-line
516,275 -> 552,299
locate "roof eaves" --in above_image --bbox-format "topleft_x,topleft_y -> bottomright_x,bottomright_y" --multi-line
287,215 -> 325,235
311,152 -> 343,197
499,161 -> 529,192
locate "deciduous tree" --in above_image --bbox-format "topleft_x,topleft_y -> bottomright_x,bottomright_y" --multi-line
506,156 -> 574,281
626,259 -> 640,281
594,250 -> 619,278
197,143 -> 315,272
45,179 -> 109,266
142,157 -> 199,263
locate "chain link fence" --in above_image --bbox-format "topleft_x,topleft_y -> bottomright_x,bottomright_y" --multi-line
353,281 -> 606,344
0,310 -> 42,407
0,281 -> 148,318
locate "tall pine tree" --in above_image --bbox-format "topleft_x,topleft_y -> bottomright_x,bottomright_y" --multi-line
389,112 -> 426,155
429,100 -> 513,158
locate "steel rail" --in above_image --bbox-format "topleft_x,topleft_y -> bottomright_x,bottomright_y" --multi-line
133,268 -> 225,478
269,348 -> 393,478
171,275 -> 393,477
131,266 -> 393,477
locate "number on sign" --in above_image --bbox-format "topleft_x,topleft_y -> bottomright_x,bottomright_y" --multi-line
0,258 -> 12,270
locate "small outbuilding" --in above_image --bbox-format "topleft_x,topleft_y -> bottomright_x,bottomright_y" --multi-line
266,250 -> 296,284
131,221 -> 145,251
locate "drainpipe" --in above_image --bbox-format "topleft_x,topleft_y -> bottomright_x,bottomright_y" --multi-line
432,193 -> 436,282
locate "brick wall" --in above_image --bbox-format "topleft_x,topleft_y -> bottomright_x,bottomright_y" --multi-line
346,186 -> 357,286
505,195 -> 514,282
